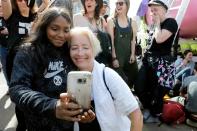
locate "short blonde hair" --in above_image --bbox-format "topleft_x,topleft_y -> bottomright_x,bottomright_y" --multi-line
70,27 -> 102,57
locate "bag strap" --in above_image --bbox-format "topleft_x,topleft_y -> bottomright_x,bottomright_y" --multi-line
103,67 -> 114,100
100,17 -> 106,32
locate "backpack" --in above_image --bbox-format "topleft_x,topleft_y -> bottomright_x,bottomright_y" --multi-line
161,100 -> 186,124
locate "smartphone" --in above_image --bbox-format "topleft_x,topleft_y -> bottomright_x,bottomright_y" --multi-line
67,71 -> 92,109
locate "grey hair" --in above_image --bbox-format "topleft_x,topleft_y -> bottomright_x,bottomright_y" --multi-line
70,27 -> 102,57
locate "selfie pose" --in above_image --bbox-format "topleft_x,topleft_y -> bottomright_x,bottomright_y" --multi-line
70,27 -> 143,131
9,7 -> 94,131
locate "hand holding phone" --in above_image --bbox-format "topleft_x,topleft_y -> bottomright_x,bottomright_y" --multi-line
56,93 -> 82,121
67,71 -> 92,109
78,109 -> 96,123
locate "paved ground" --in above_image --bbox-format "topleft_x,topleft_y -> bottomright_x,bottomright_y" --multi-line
0,71 -> 17,131
0,70 -> 197,131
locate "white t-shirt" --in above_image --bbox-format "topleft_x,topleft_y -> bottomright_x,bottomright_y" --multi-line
73,13 -> 105,33
92,61 -> 139,131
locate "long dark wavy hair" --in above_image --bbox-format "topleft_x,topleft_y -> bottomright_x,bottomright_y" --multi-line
24,7 -> 72,73
81,0 -> 103,20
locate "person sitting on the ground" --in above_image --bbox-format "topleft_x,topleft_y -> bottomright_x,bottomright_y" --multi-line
185,82 -> 197,128
180,63 -> 197,97
175,49 -> 195,83
173,50 -> 195,96
179,63 -> 197,127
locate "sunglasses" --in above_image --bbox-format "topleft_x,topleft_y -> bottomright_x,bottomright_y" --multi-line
115,1 -> 125,6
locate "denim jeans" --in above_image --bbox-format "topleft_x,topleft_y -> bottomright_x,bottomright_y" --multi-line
0,45 -> 8,85
176,67 -> 191,82
186,81 -> 197,114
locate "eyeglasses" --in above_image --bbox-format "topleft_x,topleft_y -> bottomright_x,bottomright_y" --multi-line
115,1 -> 125,6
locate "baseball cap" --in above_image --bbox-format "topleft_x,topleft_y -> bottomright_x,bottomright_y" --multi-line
148,0 -> 168,10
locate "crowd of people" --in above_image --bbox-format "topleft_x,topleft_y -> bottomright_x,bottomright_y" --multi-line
0,0 -> 197,130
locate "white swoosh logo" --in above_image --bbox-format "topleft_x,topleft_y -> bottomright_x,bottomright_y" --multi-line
44,68 -> 64,78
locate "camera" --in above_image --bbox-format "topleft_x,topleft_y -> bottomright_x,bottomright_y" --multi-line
77,78 -> 87,84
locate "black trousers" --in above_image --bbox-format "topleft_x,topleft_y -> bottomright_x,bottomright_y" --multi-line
135,62 -> 168,116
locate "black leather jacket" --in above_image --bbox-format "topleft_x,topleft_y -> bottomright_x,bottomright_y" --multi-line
9,45 -> 74,130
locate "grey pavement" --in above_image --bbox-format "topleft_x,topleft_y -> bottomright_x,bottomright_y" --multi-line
0,71 -> 17,131
0,70 -> 197,131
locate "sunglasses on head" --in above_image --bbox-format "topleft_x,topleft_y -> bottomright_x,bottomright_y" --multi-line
116,1 -> 125,6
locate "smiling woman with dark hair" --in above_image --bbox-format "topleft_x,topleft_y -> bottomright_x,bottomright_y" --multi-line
9,7 -> 95,131
73,0 -> 105,32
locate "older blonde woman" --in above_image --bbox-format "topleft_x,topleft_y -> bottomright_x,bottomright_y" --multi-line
70,27 -> 143,131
